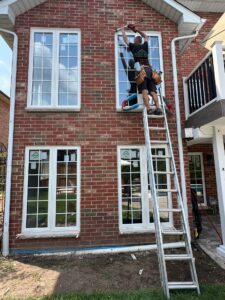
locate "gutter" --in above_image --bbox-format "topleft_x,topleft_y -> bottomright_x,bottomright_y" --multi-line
170,21 -> 205,222
0,28 -> 18,256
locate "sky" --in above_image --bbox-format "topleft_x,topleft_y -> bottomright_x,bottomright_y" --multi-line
0,35 -> 12,97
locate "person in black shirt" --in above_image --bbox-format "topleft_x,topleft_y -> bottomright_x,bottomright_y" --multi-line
121,25 -> 162,115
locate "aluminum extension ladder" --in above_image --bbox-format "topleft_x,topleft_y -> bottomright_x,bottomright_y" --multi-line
143,91 -> 200,299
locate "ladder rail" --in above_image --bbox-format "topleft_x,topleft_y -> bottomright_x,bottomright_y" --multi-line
143,107 -> 170,298
143,89 -> 200,298
159,89 -> 200,294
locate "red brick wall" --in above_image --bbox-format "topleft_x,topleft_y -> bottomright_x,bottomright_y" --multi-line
188,144 -> 217,204
0,92 -> 10,147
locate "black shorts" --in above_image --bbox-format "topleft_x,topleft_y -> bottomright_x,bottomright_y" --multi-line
137,67 -> 157,94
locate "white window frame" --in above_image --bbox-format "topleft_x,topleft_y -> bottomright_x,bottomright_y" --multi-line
115,31 -> 165,111
117,145 -> 172,234
21,146 -> 81,238
188,152 -> 207,206
27,28 -> 81,111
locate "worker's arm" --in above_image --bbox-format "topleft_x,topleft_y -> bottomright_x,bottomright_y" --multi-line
135,28 -> 148,43
121,26 -> 129,46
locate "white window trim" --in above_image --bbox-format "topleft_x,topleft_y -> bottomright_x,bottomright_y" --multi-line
188,152 -> 207,206
27,28 -> 81,111
21,146 -> 81,237
117,145 -> 172,234
115,31 -> 165,111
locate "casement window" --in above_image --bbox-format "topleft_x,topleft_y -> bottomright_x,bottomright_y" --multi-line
27,29 -> 81,110
188,153 -> 206,205
22,147 -> 80,237
118,146 -> 171,233
115,32 -> 164,109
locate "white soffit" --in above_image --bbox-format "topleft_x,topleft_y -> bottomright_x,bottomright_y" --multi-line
176,0 -> 225,13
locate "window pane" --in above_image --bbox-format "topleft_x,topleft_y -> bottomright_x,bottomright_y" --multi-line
26,150 -> 50,229
55,149 -> 78,227
149,147 -> 170,223
189,154 -> 205,203
117,34 -> 161,106
120,148 -> 143,225
31,32 -> 53,106
58,33 -> 79,106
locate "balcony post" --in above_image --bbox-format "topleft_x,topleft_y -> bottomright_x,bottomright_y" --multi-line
211,41 -> 225,99
212,126 -> 225,257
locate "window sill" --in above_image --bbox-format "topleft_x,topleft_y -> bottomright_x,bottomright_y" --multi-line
119,228 -> 155,235
17,231 -> 80,239
25,107 -> 81,112
119,223 -> 172,235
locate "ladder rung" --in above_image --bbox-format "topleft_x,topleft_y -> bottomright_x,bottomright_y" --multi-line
147,114 -> 164,119
152,155 -> 171,159
156,188 -> 177,192
168,282 -> 198,290
151,140 -> 168,144
164,254 -> 193,261
154,171 -> 174,175
149,126 -> 166,131
162,228 -> 184,235
159,208 -> 181,212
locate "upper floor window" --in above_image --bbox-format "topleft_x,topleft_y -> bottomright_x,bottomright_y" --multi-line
115,32 -> 164,109
27,29 -> 81,110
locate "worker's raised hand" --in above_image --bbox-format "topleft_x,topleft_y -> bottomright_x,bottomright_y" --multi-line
127,24 -> 137,32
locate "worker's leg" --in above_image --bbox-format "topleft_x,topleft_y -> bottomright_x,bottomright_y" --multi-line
150,91 -> 160,109
142,89 -> 151,111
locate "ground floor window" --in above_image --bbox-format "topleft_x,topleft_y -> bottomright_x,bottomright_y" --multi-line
118,145 -> 172,233
188,153 -> 206,205
22,146 -> 80,236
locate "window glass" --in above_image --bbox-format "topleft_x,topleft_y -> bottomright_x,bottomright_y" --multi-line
117,34 -> 161,106
24,148 -> 79,232
188,154 -> 205,204
29,30 -> 80,108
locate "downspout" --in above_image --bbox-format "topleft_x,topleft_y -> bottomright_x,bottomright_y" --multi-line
0,28 -> 18,256
171,27 -> 203,221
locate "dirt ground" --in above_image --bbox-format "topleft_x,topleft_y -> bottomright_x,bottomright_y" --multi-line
1,243 -> 225,299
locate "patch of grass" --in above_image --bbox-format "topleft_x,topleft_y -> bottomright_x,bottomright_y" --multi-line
4,284 -> 225,300
0,256 -> 16,273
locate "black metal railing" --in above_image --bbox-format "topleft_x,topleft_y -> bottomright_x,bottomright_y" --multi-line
186,53 -> 217,114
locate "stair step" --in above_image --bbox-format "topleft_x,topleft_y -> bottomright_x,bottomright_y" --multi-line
149,126 -> 166,131
151,140 -> 168,144
156,188 -> 177,193
147,114 -> 164,119
159,208 -> 181,212
168,282 -> 198,290
161,228 -> 184,235
164,254 -> 193,261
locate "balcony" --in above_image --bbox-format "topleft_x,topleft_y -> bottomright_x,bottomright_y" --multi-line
184,41 -> 225,129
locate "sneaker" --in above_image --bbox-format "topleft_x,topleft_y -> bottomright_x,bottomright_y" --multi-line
147,109 -> 155,115
154,108 -> 162,115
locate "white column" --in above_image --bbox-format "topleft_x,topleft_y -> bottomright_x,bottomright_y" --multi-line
211,41 -> 225,99
212,126 -> 225,257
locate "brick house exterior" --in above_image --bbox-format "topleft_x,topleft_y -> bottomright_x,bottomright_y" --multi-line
1,0 -> 225,255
